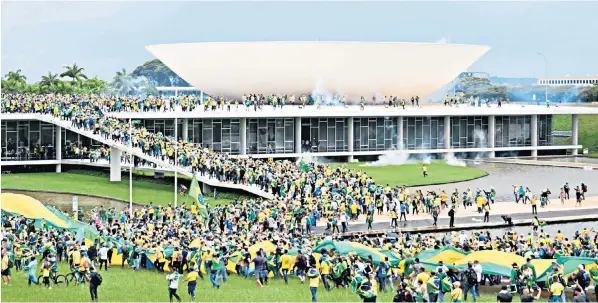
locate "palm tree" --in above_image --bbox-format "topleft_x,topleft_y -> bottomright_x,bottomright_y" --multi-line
60,63 -> 88,83
4,69 -> 27,84
40,72 -> 60,88
110,68 -> 136,95
83,76 -> 108,94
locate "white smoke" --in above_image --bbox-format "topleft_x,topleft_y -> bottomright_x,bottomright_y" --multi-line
473,128 -> 487,162
311,77 -> 345,106
361,149 -> 410,167
445,153 -> 466,167
298,153 -> 331,164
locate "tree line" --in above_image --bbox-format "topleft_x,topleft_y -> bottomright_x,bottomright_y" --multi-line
1,59 -> 187,96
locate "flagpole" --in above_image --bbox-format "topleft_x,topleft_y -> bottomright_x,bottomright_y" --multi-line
174,117 -> 178,207
129,118 -> 133,217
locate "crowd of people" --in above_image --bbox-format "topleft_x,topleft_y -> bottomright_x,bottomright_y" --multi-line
2,205 -> 597,302
2,93 -> 598,302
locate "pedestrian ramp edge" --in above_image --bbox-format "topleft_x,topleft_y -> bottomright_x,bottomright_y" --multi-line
29,114 -> 273,200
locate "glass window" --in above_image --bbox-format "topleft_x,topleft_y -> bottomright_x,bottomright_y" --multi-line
213,122 -> 222,143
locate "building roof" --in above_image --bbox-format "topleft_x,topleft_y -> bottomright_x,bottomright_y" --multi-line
99,104 -> 598,120
145,41 -> 490,100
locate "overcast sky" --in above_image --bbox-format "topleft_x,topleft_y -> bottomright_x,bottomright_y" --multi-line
2,1 -> 598,82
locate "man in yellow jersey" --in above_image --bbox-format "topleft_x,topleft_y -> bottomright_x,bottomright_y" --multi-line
280,250 -> 292,284
319,256 -> 332,291
71,248 -> 82,269
549,276 -> 564,301
1,248 -> 12,286
308,268 -> 320,302
184,267 -> 199,301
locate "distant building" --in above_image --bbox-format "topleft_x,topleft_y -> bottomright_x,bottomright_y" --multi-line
537,76 -> 598,86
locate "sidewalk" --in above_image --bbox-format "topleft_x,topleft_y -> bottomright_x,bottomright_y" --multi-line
317,195 -> 598,227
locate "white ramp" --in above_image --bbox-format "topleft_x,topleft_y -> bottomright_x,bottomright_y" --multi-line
4,113 -> 273,200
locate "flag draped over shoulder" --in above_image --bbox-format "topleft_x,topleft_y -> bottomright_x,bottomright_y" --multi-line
188,175 -> 208,219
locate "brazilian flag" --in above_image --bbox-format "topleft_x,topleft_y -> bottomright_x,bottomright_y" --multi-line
188,175 -> 208,220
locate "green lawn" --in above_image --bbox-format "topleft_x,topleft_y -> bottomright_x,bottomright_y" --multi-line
1,171 -> 235,206
553,114 -> 598,154
1,263 -> 501,302
328,161 -> 487,187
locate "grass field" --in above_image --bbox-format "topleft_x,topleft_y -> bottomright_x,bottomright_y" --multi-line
0,171 -> 236,206
1,161 -> 486,207
328,161 -> 487,187
1,263 -> 501,302
553,114 -> 598,155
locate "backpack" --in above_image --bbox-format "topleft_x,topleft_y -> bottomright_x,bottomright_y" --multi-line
296,255 -> 307,268
92,273 -> 103,285
582,271 -> 590,285
466,268 -> 477,284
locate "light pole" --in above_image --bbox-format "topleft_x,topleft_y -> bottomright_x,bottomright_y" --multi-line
129,118 -> 133,217
174,117 -> 178,207
537,52 -> 548,103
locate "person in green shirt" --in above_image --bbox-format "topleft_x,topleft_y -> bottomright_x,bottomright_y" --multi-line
426,271 -> 440,302
509,263 -> 522,294
524,258 -> 537,281
209,253 -> 222,289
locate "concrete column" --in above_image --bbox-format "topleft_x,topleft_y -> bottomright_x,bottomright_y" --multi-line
240,118 -> 247,155
294,117 -> 302,154
347,117 -> 354,162
488,115 -> 496,158
110,147 -> 122,182
397,116 -> 404,149
202,182 -> 214,194
56,126 -> 62,172
182,118 -> 189,142
531,114 -> 538,157
572,114 -> 579,155
444,116 -> 451,149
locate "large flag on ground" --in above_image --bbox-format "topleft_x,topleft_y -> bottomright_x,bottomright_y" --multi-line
188,175 -> 208,219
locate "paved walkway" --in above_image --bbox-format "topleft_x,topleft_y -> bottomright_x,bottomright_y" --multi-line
483,158 -> 598,170
314,196 -> 598,233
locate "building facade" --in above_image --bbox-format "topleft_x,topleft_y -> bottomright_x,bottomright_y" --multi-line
3,105 -> 593,169
537,76 -> 598,86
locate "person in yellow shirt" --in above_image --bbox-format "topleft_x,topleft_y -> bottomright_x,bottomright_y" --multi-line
280,250 -> 292,284
391,209 -> 398,228
483,204 -> 490,223
415,267 -> 430,285
1,249 -> 12,286
308,268 -> 320,302
71,249 -> 81,268
319,257 -> 332,291
184,268 -> 199,301
350,203 -> 358,220
450,281 -> 463,302
549,276 -> 564,301
531,195 -> 538,214
41,260 -> 51,288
